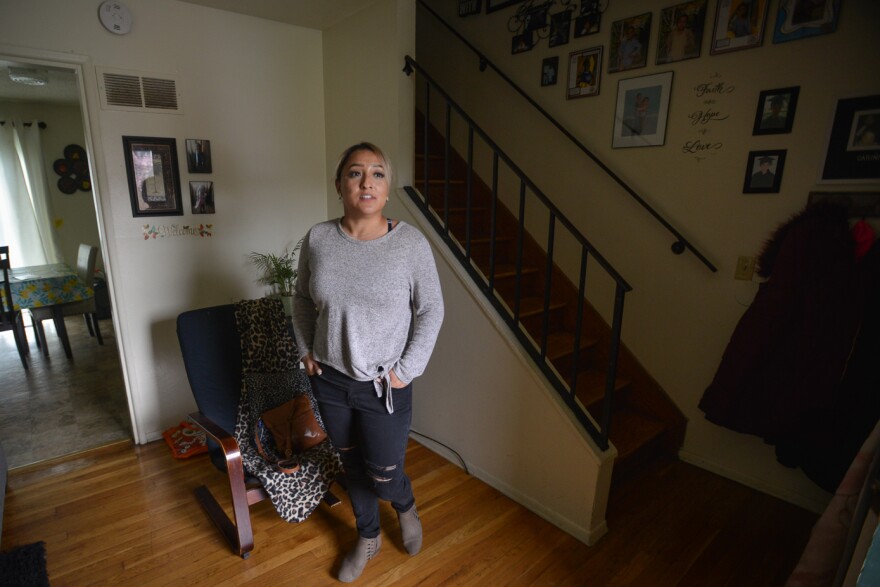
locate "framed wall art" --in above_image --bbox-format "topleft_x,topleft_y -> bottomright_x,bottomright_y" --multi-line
612,71 -> 674,148
574,1 -> 601,37
608,12 -> 652,73
656,1 -> 707,64
821,95 -> 880,183
185,138 -> 212,173
566,46 -> 603,100
486,0 -> 521,14
743,149 -> 786,193
459,0 -> 482,17
752,86 -> 800,135
123,136 -> 183,217
709,0 -> 770,55
542,56 -> 559,87
190,181 -> 215,214
549,10 -> 571,47
773,0 -> 840,44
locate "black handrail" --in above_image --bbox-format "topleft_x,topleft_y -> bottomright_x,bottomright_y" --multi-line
404,57 -> 629,450
416,0 -> 717,273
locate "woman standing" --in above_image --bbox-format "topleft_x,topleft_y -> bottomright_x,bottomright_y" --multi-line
292,142 -> 444,582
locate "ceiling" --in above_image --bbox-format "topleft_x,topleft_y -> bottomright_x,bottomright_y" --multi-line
174,0 -> 380,30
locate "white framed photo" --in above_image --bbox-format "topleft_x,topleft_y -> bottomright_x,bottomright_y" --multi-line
612,71 -> 674,148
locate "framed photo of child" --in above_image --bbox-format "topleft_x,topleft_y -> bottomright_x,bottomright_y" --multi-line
656,1 -> 707,64
752,86 -> 800,135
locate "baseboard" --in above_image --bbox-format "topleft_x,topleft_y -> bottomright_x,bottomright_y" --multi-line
678,449 -> 831,514
412,434 -> 608,546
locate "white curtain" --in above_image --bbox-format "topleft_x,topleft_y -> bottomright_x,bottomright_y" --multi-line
0,120 -> 61,267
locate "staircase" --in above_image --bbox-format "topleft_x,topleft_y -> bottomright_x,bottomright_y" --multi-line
413,113 -> 687,488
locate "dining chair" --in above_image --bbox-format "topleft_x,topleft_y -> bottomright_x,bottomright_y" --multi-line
1,246 -> 29,370
31,243 -> 103,355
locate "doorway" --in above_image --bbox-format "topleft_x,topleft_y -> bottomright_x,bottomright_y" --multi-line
0,56 -> 132,469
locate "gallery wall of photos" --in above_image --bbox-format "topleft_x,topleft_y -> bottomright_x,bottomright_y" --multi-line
456,0 -> 878,196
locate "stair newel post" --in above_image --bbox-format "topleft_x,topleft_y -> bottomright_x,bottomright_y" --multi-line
513,180 -> 526,323
465,126 -> 474,261
488,152 -> 499,293
601,284 -> 627,449
540,214 -> 556,359
570,246 -> 589,397
444,103 -> 452,236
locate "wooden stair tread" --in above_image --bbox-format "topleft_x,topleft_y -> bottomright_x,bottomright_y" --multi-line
607,408 -> 667,461
516,296 -> 566,318
489,263 -> 539,279
544,331 -> 597,360
573,369 -> 630,408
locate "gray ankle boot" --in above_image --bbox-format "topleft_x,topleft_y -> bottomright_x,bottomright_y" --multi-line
398,504 -> 422,555
338,535 -> 381,583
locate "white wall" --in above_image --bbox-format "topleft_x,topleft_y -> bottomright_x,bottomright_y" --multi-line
417,0 -> 880,512
0,0 -> 328,442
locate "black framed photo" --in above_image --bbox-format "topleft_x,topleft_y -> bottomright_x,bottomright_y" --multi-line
122,136 -> 183,217
512,31 -> 534,54
612,71 -> 674,148
574,1 -> 601,37
753,86 -> 800,135
743,149 -> 786,193
773,0 -> 840,44
608,12 -> 652,73
185,138 -> 212,173
821,95 -> 880,183
458,0 -> 482,17
549,10 -> 571,47
189,181 -> 215,214
541,56 -> 559,87
566,46 -> 603,100
656,1 -> 707,64
710,0 -> 770,55
486,0 -> 521,14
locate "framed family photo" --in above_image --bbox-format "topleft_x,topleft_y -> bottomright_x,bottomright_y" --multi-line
549,10 -> 571,47
566,46 -> 603,100
574,1 -> 601,37
189,181 -> 215,214
122,136 -> 183,217
542,56 -> 560,87
608,13 -> 652,73
710,0 -> 770,55
612,72 -> 673,148
185,138 -> 212,173
743,149 -> 786,193
753,86 -> 800,135
656,1 -> 707,64
821,95 -> 880,183
773,0 -> 841,44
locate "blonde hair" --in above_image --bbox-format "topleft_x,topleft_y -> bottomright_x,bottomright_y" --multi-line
334,142 -> 393,187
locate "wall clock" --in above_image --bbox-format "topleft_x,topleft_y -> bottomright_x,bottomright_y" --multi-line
98,1 -> 133,35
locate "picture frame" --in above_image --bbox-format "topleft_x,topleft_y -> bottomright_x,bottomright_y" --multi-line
458,0 -> 482,17
189,181 -> 215,214
486,0 -> 521,14
808,191 -> 880,218
574,1 -> 601,37
656,1 -> 707,64
566,46 -> 603,100
773,0 -> 840,44
185,138 -> 212,174
122,136 -> 183,217
752,86 -> 800,135
608,12 -> 652,73
821,95 -> 880,183
743,149 -> 786,193
541,56 -> 560,87
549,10 -> 571,48
512,31 -> 534,54
612,71 -> 674,148
709,0 -> 770,55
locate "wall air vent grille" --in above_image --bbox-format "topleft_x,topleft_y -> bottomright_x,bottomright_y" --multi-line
96,67 -> 182,114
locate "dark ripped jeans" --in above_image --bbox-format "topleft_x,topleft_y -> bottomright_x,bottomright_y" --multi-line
309,364 -> 415,539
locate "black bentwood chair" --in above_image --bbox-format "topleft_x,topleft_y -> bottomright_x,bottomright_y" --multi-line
1,246 -> 29,370
176,303 -> 339,558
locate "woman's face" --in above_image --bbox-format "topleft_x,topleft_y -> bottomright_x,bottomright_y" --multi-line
336,149 -> 390,217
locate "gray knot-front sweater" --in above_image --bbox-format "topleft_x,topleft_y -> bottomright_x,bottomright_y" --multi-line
292,219 -> 444,411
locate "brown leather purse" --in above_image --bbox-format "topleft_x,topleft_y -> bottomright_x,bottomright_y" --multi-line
255,395 -> 327,472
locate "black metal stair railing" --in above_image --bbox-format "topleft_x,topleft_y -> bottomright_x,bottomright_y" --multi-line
416,0 -> 717,273
404,56 -> 627,451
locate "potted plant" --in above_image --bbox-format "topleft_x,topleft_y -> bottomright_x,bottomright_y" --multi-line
249,238 -> 302,315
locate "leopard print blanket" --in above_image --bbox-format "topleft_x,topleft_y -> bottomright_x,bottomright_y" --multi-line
233,298 -> 342,523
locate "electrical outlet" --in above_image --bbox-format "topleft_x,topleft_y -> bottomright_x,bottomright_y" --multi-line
734,256 -> 756,280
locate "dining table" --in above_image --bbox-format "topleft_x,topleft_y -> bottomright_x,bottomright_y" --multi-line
0,263 -> 94,359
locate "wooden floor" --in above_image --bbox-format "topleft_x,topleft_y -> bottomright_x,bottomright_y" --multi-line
2,439 -> 818,586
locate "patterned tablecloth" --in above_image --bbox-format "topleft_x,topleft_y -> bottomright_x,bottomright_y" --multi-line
2,263 -> 94,311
